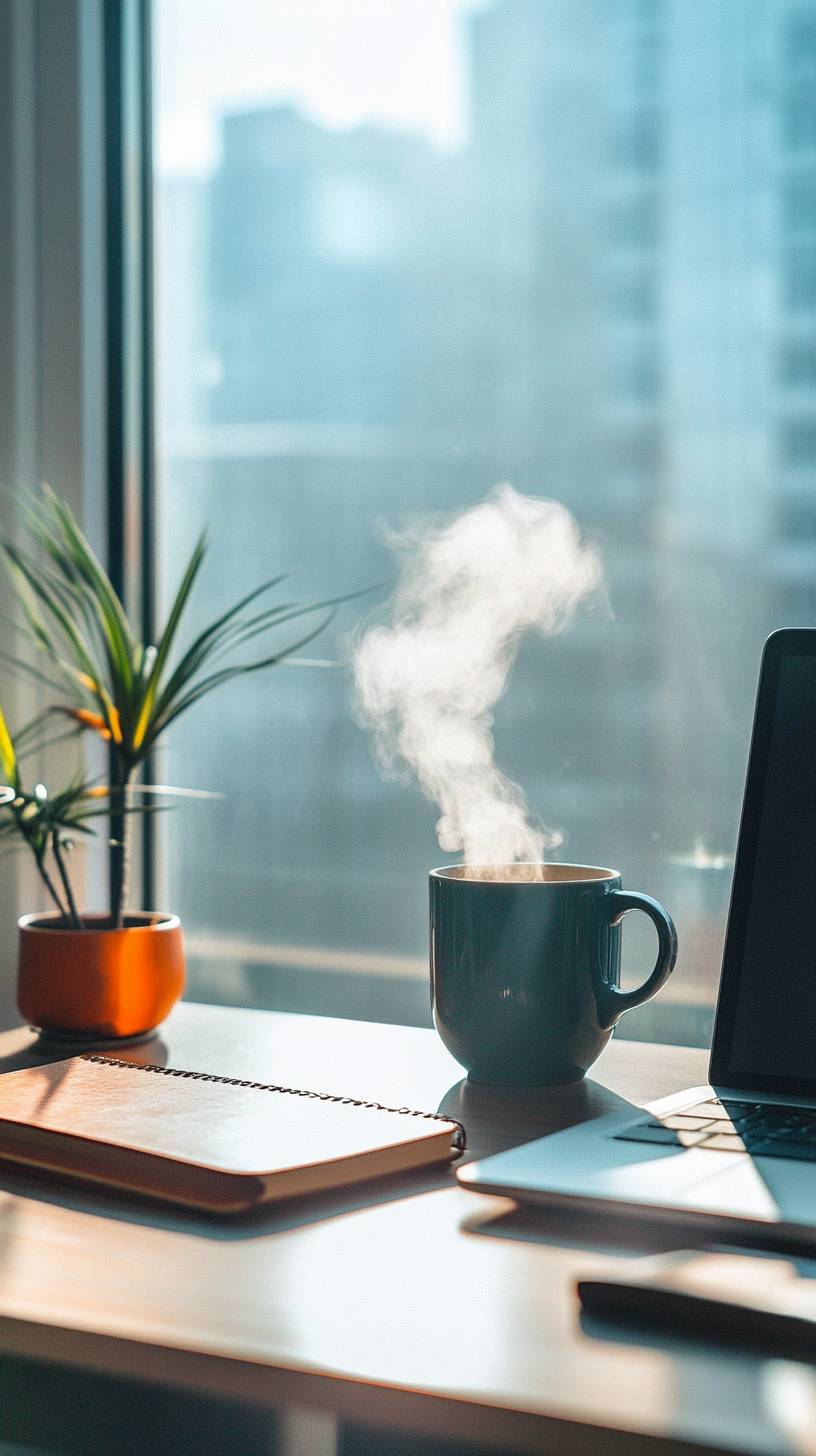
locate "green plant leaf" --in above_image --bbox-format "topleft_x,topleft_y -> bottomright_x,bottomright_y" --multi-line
130,531 -> 208,752
147,611 -> 336,743
2,484 -> 366,924
66,802 -> 170,825
133,783 -> 223,799
0,648 -> 81,698
38,486 -> 137,691
12,493 -> 136,727
149,574 -> 289,724
16,725 -> 85,760
150,585 -> 363,732
201,593 -> 352,664
2,543 -> 110,709
7,711 -> 50,751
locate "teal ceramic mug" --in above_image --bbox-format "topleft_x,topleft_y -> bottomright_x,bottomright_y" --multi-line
430,863 -> 677,1086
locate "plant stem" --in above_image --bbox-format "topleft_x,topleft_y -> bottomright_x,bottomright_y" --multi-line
51,831 -> 82,929
35,852 -> 68,921
110,759 -> 134,929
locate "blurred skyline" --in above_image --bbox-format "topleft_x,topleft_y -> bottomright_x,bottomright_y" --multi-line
154,0 -> 816,1040
155,0 -> 488,174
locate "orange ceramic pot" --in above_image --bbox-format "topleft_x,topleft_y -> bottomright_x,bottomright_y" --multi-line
17,912 -> 185,1040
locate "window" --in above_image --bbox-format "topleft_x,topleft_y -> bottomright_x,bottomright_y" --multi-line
783,247 -> 816,311
607,341 -> 661,404
785,8 -> 816,71
610,109 -> 663,175
780,338 -> 816,387
782,177 -> 816,237
781,420 -> 816,467
151,0 -> 816,1046
606,191 -> 661,252
783,87 -> 816,154
605,267 -> 658,325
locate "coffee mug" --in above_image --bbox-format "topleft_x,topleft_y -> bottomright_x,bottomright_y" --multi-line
430,863 -> 677,1086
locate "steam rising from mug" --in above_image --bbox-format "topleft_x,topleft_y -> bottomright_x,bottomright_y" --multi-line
352,484 -> 602,864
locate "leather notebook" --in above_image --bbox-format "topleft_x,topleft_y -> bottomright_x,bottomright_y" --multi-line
0,1054 -> 465,1213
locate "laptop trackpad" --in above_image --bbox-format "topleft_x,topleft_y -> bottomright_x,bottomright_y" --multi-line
681,1152 -> 816,1225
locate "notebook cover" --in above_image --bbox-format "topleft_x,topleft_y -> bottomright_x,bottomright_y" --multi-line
0,1055 -> 463,1213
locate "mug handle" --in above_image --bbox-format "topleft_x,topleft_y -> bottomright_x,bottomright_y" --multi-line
597,890 -> 678,1031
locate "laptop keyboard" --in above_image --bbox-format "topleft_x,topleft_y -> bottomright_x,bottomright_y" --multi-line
614,1097 -> 816,1162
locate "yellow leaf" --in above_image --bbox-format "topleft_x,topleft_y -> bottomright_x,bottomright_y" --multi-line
107,703 -> 122,745
131,693 -> 153,752
0,706 -> 16,784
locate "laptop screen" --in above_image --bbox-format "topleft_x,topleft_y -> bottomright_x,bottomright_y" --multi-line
711,632 -> 816,1093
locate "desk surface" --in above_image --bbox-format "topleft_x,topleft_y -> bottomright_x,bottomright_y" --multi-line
0,1003 -> 809,1456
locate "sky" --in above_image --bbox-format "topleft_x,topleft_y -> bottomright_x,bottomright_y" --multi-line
154,0 -> 489,176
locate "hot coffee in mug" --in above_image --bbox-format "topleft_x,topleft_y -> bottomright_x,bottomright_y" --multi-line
430,863 -> 677,1086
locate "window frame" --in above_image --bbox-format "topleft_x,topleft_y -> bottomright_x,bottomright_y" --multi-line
104,0 -> 158,910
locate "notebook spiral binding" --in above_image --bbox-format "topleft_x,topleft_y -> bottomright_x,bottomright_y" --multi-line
82,1055 -> 466,1152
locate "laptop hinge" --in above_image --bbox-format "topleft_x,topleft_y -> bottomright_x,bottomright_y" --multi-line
713,1085 -> 816,1109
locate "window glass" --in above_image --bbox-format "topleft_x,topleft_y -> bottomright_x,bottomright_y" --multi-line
783,247 -> 816,311
153,0 -> 816,1042
785,9 -> 816,68
781,339 -> 816,387
783,178 -> 816,236
610,109 -> 663,175
605,267 -> 658,324
783,88 -> 816,152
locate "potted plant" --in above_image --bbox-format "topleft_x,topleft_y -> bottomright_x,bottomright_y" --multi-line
0,741 -> 179,1043
0,487 -> 353,1044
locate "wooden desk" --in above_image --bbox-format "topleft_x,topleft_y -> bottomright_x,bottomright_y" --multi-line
0,1004 -> 810,1456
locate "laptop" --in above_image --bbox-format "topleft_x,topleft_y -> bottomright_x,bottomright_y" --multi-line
458,628 -> 816,1246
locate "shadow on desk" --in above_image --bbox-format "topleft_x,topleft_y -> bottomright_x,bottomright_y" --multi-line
437,1072 -> 638,1164
460,1200 -> 690,1256
447,1074 -> 701,1259
0,1032 -> 171,1079
0,1160 -> 453,1244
